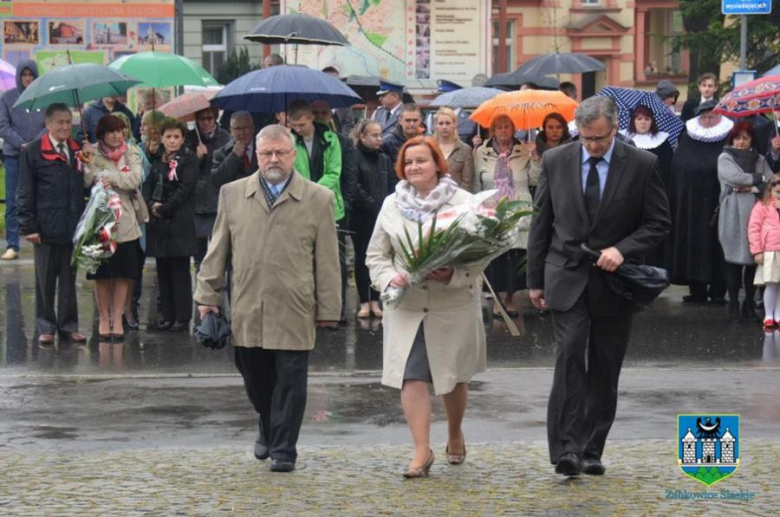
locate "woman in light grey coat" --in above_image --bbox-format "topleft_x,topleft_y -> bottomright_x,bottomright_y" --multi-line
717,121 -> 773,322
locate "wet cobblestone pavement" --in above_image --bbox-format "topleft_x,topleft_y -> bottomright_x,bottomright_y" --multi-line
1,440 -> 777,515
3,246 -> 780,514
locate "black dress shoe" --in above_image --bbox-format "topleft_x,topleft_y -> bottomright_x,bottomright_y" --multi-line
158,320 -> 173,331
582,458 -> 606,475
254,437 -> 269,460
555,453 -> 582,476
682,295 -> 707,304
270,459 -> 295,472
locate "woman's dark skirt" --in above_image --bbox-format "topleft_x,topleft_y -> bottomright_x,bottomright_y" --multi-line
403,326 -> 433,383
87,239 -> 142,280
485,248 -> 527,294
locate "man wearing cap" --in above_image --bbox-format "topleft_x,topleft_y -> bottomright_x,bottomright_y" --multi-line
373,81 -> 404,136
655,81 -> 680,115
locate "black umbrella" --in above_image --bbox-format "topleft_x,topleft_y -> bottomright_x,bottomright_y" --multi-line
581,245 -> 669,305
485,71 -> 560,90
516,53 -> 605,76
344,75 -> 414,103
195,312 -> 232,350
244,13 -> 349,46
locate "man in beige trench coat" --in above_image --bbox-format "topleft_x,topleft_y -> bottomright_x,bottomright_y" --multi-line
195,124 -> 342,473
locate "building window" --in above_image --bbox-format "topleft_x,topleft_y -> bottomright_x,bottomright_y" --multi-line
492,20 -> 515,74
581,0 -> 601,6
668,10 -> 683,72
202,21 -> 231,77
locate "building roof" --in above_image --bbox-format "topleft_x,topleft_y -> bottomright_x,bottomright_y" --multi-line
682,429 -> 696,442
721,428 -> 735,442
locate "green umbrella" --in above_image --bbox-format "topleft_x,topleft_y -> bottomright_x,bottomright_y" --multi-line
108,51 -> 219,89
13,63 -> 142,111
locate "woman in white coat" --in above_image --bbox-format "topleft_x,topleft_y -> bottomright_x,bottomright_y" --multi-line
367,136 -> 486,478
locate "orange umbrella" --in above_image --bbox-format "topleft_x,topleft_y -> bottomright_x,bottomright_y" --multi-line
470,90 -> 578,130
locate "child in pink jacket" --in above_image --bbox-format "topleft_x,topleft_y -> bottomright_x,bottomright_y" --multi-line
748,173 -> 780,330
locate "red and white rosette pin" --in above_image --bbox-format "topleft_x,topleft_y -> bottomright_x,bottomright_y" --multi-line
167,159 -> 179,181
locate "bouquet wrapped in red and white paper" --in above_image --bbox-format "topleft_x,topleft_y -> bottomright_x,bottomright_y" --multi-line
383,190 -> 534,307
71,177 -> 123,274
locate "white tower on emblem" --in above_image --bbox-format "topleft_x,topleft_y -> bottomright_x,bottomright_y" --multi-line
720,428 -> 735,464
682,428 -> 697,464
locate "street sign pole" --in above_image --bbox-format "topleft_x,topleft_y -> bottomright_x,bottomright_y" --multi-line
740,15 -> 747,70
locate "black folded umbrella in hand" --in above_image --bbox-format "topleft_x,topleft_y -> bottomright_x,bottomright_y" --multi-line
581,244 -> 669,305
195,311 -> 232,350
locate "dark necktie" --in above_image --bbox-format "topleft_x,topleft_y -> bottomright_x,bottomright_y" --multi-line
57,143 -> 67,160
242,151 -> 250,170
585,156 -> 602,223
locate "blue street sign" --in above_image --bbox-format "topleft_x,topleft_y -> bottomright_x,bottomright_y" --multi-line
722,0 -> 772,15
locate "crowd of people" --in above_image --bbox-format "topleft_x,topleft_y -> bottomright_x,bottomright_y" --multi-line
1,55 -> 780,476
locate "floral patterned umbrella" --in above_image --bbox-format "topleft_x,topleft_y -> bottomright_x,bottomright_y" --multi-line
714,75 -> 780,118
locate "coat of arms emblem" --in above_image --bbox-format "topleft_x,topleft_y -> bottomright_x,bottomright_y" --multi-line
678,414 -> 740,486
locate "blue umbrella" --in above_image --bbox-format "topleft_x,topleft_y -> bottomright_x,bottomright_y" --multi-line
596,86 -> 685,147
430,87 -> 502,109
211,65 -> 362,112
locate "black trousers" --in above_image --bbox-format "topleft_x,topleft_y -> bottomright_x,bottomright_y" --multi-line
725,263 -> 757,305
234,347 -> 309,462
351,214 -> 379,303
548,293 -> 633,464
688,279 -> 727,301
155,257 -> 192,323
33,242 -> 78,335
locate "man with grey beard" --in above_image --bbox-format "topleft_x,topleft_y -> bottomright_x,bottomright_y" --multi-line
195,124 -> 342,473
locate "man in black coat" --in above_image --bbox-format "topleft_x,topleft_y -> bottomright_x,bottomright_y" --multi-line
382,103 -> 422,170
211,111 -> 258,188
17,104 -> 88,345
527,97 -> 671,477
187,107 -> 232,268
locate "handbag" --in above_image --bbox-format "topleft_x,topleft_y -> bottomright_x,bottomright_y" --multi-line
132,190 -> 150,224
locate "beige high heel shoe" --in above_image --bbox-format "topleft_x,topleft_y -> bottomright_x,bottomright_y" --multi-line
446,442 -> 467,465
403,449 -> 435,479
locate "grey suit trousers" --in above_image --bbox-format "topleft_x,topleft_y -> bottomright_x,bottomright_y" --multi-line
547,292 -> 633,464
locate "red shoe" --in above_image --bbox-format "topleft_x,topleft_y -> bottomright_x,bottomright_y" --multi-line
763,319 -> 775,331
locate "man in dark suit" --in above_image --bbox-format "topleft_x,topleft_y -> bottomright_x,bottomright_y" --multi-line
17,103 -> 89,345
372,80 -> 404,136
527,96 -> 671,477
211,111 -> 257,189
680,73 -> 718,122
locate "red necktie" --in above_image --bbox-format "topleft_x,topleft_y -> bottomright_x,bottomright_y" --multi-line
242,153 -> 250,170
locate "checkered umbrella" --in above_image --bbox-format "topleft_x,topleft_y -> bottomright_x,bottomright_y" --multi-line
596,86 -> 685,147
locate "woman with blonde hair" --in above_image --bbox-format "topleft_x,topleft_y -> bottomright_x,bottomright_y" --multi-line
432,107 -> 475,192
474,114 -> 537,316
367,136 -> 486,478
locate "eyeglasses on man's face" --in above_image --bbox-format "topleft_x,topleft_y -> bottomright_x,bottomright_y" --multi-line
257,149 -> 295,159
579,132 -> 613,144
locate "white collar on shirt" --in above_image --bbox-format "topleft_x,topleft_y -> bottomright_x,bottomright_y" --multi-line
581,137 -> 617,165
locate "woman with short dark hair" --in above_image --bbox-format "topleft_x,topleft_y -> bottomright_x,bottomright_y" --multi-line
82,114 -> 143,340
718,120 -> 774,322
143,118 -> 198,331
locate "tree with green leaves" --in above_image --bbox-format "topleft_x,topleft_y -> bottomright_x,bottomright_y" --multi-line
670,0 -> 780,94
216,47 -> 261,85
